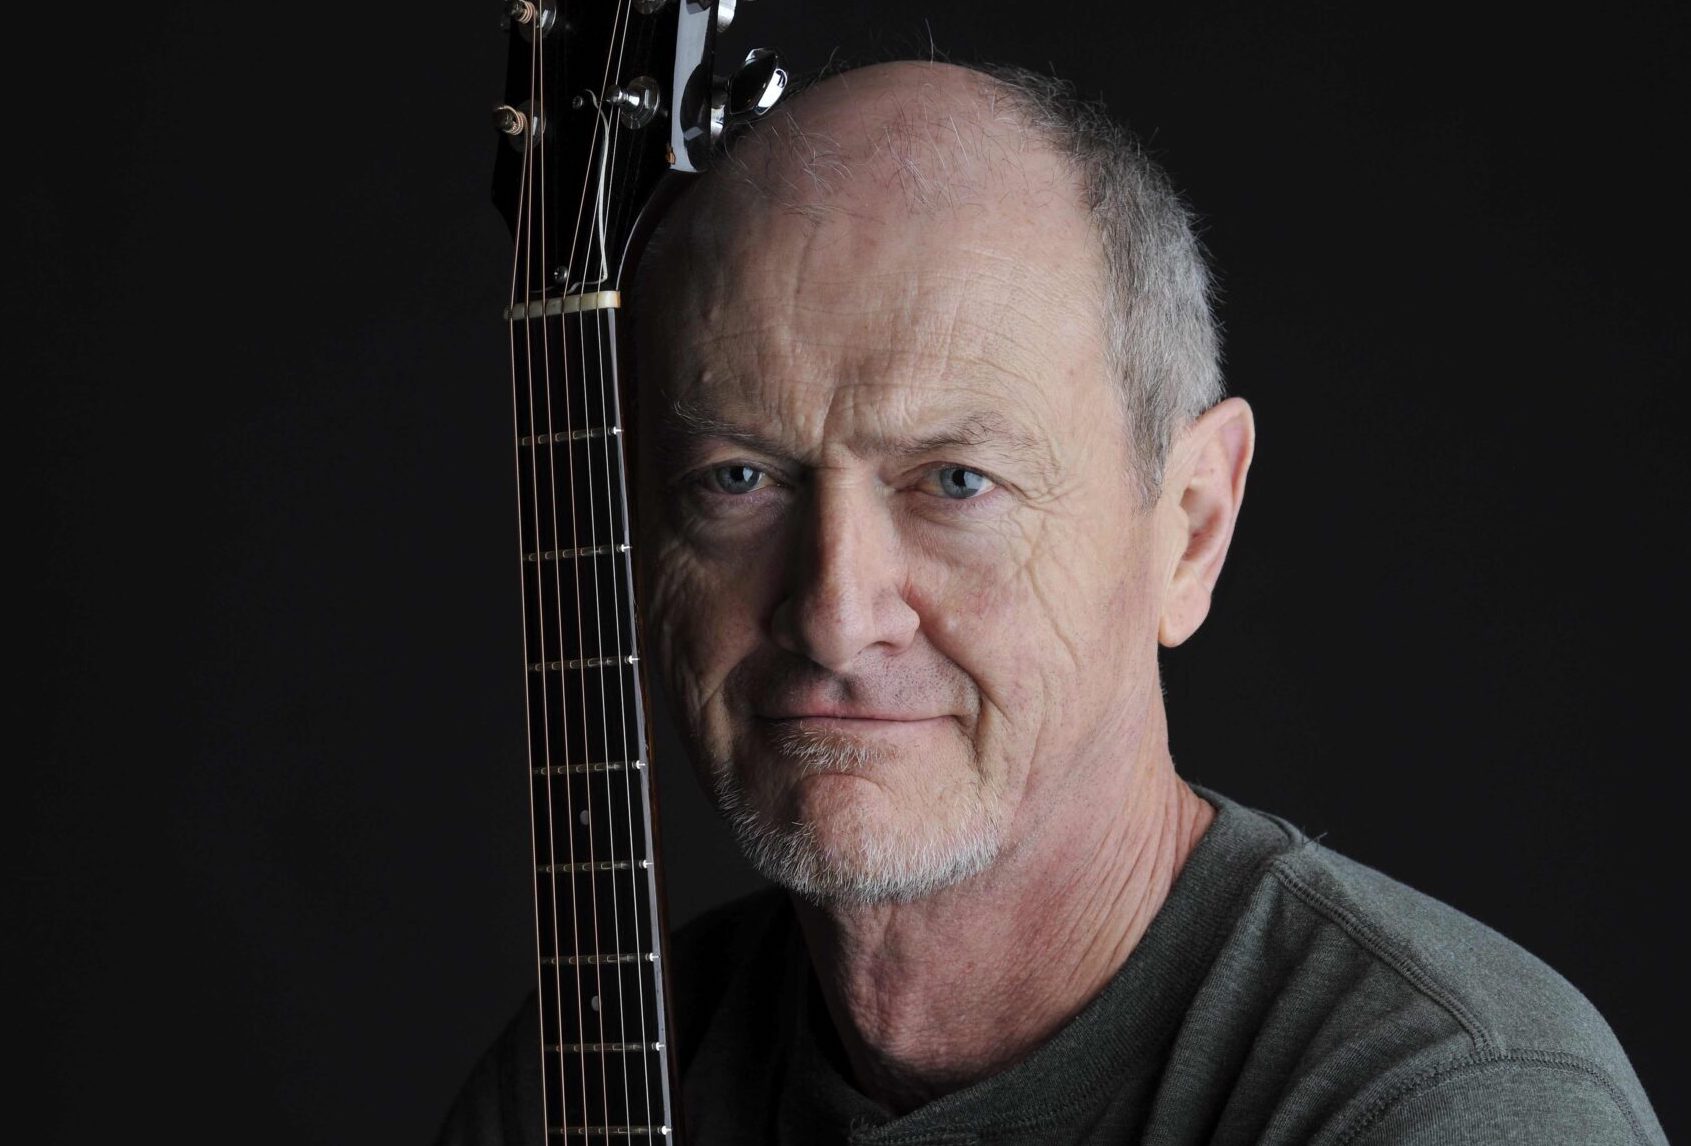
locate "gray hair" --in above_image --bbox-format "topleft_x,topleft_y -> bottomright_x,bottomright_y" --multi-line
971,64 -> 1224,495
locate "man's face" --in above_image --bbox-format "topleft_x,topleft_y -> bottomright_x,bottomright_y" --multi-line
637,125 -> 1176,903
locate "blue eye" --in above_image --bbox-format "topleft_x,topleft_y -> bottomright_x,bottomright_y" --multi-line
711,464 -> 766,494
935,466 -> 992,499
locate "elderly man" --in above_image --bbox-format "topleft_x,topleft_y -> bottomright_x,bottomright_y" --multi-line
441,60 -> 1663,1144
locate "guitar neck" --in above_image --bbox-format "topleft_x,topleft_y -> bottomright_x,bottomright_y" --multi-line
492,1 -> 786,1136
510,300 -> 677,1138
493,0 -> 711,1133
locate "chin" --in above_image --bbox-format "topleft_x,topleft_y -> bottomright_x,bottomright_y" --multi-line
710,757 -> 1006,906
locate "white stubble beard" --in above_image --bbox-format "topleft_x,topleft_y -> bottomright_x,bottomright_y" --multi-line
711,721 -> 1006,906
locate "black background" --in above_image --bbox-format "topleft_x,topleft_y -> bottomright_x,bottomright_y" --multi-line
13,2 -> 1686,1142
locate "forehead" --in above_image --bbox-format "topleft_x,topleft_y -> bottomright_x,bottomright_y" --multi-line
637,83 -> 1117,455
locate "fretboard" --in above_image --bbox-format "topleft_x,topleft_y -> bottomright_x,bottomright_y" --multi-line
512,301 -> 675,1139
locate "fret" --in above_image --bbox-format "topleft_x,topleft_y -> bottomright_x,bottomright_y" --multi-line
548,1127 -> 669,1139
527,663 -> 644,767
513,353 -> 631,547
538,865 -> 651,934
538,860 -> 645,874
534,947 -> 660,1013
531,654 -> 639,672
516,461 -> 628,546
534,947 -> 661,1011
527,543 -> 631,562
519,557 -> 641,698
534,759 -> 645,777
520,426 -> 621,447
532,942 -> 666,1115
535,769 -> 647,896
543,951 -> 656,967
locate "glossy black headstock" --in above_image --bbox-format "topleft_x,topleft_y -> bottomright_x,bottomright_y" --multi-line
491,1 -> 783,299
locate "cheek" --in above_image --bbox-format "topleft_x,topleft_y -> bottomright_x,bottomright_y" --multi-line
911,522 -> 1144,714
913,554 -> 1066,717
644,539 -> 776,714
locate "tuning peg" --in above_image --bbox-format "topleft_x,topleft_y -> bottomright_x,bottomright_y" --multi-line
494,100 -> 542,150
711,48 -> 787,140
500,0 -> 555,36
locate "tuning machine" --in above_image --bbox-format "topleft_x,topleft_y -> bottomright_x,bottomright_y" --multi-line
711,48 -> 787,140
493,99 -> 544,150
499,0 -> 556,39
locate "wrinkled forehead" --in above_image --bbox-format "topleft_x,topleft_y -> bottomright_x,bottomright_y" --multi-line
640,64 -> 1092,292
710,70 -> 1069,213
628,65 -> 1117,457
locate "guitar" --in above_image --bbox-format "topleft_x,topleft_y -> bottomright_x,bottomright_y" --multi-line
489,1 -> 785,1139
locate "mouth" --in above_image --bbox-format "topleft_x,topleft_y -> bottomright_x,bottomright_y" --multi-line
744,671 -> 968,760
759,713 -> 952,731
757,697 -> 952,722
753,715 -> 950,779
755,713 -> 956,766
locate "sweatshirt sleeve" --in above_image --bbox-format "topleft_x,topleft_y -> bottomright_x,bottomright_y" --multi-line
1342,1055 -> 1664,1146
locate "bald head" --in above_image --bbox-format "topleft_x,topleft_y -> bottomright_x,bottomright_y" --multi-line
637,59 -> 1222,494
702,61 -> 1079,215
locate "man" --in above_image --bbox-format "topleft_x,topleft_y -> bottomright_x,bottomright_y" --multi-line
440,60 -> 1664,1144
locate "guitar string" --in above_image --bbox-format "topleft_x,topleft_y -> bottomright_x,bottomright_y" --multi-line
506,30 -> 556,1138
533,18 -> 596,1128
570,295 -> 616,1125
593,8 -> 657,1124
592,0 -> 647,1129
522,17 -> 579,1134
529,17 -> 588,1131
569,134 -> 616,1137
550,6 -> 636,1129
607,4 -> 664,1129
583,7 -> 635,1126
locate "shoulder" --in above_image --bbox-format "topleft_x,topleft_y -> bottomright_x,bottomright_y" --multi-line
1339,1052 -> 1660,1146
1212,805 -> 1665,1144
1265,840 -> 1617,1063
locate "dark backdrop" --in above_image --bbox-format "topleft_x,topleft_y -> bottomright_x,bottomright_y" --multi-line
14,2 -> 1686,1142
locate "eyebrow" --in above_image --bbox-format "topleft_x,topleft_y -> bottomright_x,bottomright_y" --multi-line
660,398 -> 1052,470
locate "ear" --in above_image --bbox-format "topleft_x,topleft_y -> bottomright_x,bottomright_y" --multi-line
1157,397 -> 1255,647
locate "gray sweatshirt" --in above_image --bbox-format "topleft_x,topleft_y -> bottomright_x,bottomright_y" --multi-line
437,790 -> 1666,1144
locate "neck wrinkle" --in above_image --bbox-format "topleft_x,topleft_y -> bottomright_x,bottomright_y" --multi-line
793,756 -> 1215,1116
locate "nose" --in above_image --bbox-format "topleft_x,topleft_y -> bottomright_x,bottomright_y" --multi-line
770,479 -> 920,673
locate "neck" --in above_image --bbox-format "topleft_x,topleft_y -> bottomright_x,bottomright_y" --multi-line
791,742 -> 1214,1114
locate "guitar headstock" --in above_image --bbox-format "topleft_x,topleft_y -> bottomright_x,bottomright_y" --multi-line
491,0 -> 786,300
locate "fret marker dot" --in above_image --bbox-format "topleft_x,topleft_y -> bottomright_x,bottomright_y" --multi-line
579,809 -> 590,826
590,995 -> 600,1012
